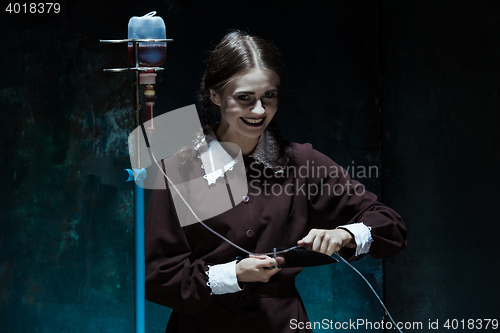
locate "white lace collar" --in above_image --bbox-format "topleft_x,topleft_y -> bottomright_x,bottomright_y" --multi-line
198,130 -> 282,185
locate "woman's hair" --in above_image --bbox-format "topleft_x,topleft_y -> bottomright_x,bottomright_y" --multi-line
199,30 -> 294,169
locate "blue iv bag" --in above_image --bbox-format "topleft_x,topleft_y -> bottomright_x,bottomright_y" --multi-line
128,11 -> 167,67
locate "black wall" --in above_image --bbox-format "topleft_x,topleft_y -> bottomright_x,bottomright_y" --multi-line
382,0 -> 500,325
1,1 -> 499,332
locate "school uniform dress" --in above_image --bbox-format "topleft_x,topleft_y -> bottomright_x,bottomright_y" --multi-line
144,130 -> 407,333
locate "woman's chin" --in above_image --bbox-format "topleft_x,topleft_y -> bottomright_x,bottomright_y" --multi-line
237,126 -> 267,139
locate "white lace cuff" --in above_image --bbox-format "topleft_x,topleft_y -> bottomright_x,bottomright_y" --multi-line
337,222 -> 374,257
205,260 -> 243,295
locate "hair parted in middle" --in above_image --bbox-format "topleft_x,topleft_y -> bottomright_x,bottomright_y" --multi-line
199,30 -> 294,169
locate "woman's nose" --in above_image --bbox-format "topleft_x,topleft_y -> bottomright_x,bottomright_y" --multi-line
251,100 -> 265,114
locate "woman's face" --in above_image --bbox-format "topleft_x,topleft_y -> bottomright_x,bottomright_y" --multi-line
210,68 -> 279,140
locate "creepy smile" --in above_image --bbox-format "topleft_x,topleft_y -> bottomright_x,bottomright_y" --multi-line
240,116 -> 266,127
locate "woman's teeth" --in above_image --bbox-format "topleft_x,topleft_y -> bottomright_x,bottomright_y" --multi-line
242,117 -> 263,124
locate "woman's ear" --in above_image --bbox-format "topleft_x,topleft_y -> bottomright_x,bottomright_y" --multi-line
209,89 -> 221,107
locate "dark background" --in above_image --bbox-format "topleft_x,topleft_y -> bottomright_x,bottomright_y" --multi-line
1,0 -> 499,332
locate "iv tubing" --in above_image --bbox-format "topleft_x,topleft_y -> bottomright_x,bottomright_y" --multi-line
147,138 -> 256,256
333,252 -> 403,333
145,137 -> 403,332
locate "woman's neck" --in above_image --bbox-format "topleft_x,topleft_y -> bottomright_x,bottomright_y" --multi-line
215,123 -> 259,156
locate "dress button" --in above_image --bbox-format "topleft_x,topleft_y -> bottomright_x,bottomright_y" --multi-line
243,195 -> 250,203
246,229 -> 254,237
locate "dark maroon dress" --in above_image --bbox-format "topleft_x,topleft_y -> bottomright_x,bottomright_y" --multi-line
144,140 -> 407,333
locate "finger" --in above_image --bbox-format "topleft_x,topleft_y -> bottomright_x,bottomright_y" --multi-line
299,232 -> 318,250
262,257 -> 284,269
256,258 -> 276,268
298,228 -> 318,244
298,241 -> 312,250
311,231 -> 325,252
319,235 -> 330,254
249,254 -> 268,260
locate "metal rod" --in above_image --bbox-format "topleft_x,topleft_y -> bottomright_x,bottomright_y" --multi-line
100,38 -> 173,44
134,41 -> 141,167
103,67 -> 165,72
101,35 -> 173,333
133,40 -> 145,333
134,180 -> 145,333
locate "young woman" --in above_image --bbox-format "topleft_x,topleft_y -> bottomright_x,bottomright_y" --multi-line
145,30 -> 407,333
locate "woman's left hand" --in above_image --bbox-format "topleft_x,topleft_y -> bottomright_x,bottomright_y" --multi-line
297,228 -> 354,256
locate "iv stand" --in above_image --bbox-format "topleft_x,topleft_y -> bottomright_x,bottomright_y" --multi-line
100,37 -> 173,333
100,37 -> 405,333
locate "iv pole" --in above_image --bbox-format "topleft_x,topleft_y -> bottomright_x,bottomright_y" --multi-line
100,37 -> 173,333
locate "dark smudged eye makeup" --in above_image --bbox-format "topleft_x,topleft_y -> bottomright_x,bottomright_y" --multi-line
236,91 -> 278,101
263,91 -> 278,98
237,94 -> 250,101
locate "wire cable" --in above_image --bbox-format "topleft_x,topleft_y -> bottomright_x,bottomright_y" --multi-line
333,252 -> 403,333
145,131 -> 403,331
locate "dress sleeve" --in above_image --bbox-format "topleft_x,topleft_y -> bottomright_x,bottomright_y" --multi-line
144,176 -> 213,314
304,144 -> 408,261
205,260 -> 243,295
144,163 -> 244,313
336,222 -> 374,256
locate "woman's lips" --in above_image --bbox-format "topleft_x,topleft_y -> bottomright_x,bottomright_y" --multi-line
240,116 -> 266,127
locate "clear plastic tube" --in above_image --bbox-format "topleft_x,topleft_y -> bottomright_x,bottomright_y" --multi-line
146,134 -> 403,332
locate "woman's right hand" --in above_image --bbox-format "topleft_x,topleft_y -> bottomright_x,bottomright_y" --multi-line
235,254 -> 282,283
